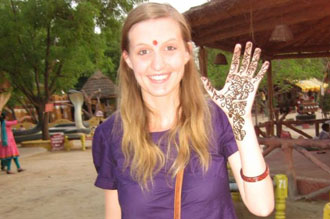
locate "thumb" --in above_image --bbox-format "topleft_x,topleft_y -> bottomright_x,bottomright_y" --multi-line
201,76 -> 215,97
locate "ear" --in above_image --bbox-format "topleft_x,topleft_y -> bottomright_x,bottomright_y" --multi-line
184,42 -> 193,64
122,51 -> 133,69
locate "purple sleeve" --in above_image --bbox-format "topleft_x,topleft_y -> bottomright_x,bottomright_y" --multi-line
212,102 -> 238,158
92,125 -> 118,190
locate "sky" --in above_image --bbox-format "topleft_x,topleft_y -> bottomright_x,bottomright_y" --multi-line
148,0 -> 208,13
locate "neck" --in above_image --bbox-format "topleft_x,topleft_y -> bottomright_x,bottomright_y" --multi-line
143,92 -> 180,132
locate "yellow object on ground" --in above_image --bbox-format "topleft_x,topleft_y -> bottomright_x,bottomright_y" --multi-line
64,134 -> 86,151
231,192 -> 241,202
274,174 -> 288,219
21,139 -> 51,151
324,202 -> 330,219
22,134 -> 86,152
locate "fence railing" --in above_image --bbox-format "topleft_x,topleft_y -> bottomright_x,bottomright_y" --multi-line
259,137 -> 330,200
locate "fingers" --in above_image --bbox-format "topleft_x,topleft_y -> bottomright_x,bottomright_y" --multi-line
228,44 -> 241,81
247,48 -> 261,76
253,61 -> 269,85
201,76 -> 220,100
239,42 -> 253,76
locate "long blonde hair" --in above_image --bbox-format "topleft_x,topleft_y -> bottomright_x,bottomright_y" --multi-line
117,2 -> 211,188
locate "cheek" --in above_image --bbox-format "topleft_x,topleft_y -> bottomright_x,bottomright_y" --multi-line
131,59 -> 150,76
166,53 -> 187,70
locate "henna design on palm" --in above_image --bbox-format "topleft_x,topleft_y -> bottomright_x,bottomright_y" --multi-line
202,42 -> 269,141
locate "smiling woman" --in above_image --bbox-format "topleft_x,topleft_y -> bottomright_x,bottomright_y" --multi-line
122,17 -> 190,100
92,2 -> 274,219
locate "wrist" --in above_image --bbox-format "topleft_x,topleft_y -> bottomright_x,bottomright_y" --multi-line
228,115 -> 255,141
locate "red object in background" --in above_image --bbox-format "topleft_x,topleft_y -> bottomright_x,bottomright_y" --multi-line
280,131 -> 292,139
45,103 -> 54,112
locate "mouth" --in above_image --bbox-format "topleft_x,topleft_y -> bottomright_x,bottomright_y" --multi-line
147,73 -> 171,83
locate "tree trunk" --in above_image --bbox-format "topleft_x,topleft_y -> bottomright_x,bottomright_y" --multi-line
36,104 -> 50,140
9,106 -> 16,120
42,112 -> 50,140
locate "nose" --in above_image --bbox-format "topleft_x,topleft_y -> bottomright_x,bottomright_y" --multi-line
151,51 -> 165,71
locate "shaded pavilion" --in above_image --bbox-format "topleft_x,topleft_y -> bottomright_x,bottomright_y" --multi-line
183,1 -> 330,200
184,0 -> 330,132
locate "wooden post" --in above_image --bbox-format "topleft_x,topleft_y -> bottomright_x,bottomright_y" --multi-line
282,143 -> 298,199
198,46 -> 208,77
316,121 -> 320,137
267,61 -> 274,136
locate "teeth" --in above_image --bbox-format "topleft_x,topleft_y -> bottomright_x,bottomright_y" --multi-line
149,74 -> 168,81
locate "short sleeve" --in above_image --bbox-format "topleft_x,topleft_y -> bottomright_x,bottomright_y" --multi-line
92,125 -> 118,190
6,120 -> 18,127
211,101 -> 238,159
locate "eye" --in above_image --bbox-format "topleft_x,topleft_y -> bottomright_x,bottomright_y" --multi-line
138,49 -> 150,55
165,45 -> 177,51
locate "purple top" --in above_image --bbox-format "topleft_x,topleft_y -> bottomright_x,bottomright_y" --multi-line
93,102 -> 238,219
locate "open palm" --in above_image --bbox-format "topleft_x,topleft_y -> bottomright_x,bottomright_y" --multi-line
201,42 -> 269,141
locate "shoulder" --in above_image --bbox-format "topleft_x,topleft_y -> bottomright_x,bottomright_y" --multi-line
93,111 -> 123,148
95,112 -> 120,135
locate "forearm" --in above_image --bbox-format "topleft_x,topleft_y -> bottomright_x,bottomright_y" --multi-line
231,116 -> 274,216
105,190 -> 121,219
237,116 -> 267,175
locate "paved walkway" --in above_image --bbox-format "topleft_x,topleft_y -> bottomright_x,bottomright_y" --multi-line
19,147 -> 48,158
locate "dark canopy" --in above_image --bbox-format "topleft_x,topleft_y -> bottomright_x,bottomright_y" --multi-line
184,0 -> 330,60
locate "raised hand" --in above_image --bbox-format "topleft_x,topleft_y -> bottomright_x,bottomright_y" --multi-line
201,42 -> 269,141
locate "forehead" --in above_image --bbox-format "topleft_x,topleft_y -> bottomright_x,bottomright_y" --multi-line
128,17 -> 183,46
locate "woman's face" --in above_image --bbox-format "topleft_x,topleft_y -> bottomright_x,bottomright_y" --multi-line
123,17 -> 191,100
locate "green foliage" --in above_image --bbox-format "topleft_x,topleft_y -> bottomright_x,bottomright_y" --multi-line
269,58 -> 324,94
206,48 -> 232,89
0,0 -> 99,101
87,0 -> 145,82
0,0 -> 144,103
319,92 -> 330,113
206,48 -> 325,96
0,0 -> 143,138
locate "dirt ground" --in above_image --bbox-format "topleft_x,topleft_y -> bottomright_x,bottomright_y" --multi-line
0,143 -> 328,219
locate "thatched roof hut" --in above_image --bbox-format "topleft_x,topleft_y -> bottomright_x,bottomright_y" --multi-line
81,70 -> 117,99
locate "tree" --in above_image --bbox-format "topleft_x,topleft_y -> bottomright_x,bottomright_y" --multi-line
318,58 -> 330,117
270,58 -> 324,94
0,0 -> 144,139
92,0 -> 145,81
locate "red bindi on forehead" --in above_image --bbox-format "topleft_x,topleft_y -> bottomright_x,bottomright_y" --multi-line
152,40 -> 158,46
